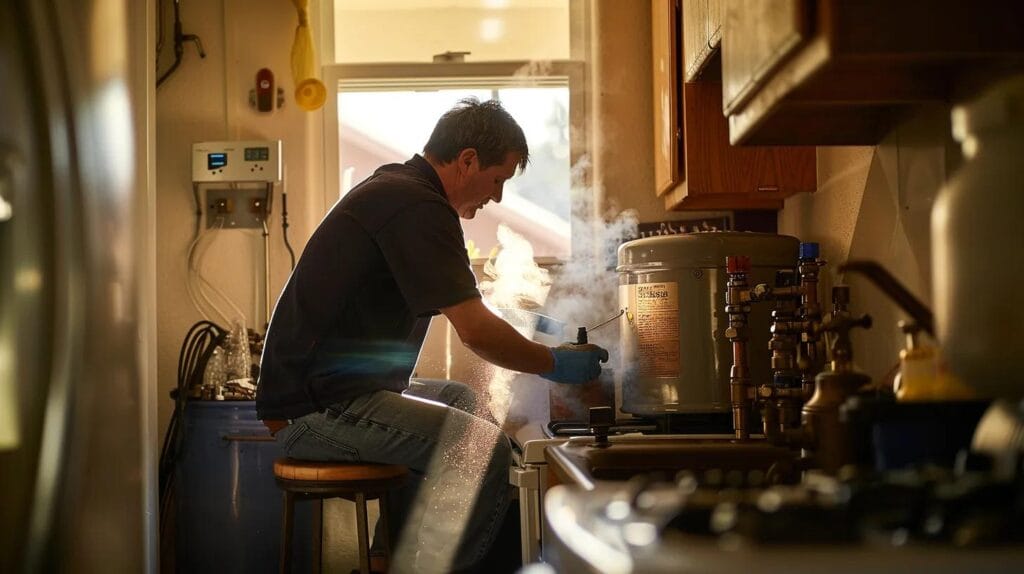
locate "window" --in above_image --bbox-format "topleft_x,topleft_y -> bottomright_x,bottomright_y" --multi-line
330,0 -> 570,64
322,1 -> 586,260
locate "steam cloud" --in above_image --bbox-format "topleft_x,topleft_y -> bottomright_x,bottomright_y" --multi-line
476,156 -> 638,424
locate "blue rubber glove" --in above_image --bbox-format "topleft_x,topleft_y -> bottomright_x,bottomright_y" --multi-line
541,343 -> 610,385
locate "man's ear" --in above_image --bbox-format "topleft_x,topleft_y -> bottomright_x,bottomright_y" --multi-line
457,148 -> 478,171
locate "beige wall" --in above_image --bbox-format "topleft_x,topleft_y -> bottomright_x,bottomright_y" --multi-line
590,0 -> 726,224
779,106 -> 958,383
156,0 -> 323,434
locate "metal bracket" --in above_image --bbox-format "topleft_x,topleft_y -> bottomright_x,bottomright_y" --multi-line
510,466 -> 539,488
205,188 -> 270,229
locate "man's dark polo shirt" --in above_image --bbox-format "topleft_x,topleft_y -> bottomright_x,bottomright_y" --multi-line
256,155 -> 480,420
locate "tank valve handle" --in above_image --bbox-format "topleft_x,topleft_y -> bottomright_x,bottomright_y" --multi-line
576,308 -> 627,344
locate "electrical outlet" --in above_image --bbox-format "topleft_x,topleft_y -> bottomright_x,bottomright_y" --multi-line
205,188 -> 270,229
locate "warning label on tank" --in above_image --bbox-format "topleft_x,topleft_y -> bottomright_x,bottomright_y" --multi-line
632,282 -> 679,377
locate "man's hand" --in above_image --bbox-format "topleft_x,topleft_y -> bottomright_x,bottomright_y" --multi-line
541,343 -> 610,385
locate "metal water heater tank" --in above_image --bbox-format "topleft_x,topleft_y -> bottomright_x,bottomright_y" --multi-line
617,232 -> 799,416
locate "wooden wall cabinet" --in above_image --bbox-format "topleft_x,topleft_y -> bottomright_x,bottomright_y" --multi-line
721,0 -> 1024,145
653,0 -> 816,211
683,0 -> 722,81
653,0 -> 683,196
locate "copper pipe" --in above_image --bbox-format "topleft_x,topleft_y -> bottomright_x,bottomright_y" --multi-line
725,256 -> 753,440
798,256 -> 825,393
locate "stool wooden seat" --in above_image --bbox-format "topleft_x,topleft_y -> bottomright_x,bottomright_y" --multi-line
274,458 -> 409,574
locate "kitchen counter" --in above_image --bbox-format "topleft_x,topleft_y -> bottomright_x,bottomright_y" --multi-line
539,432 -> 1024,573
543,483 -> 1024,574
544,434 -> 797,490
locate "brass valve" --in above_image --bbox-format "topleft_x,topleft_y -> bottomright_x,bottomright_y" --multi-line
819,313 -> 872,372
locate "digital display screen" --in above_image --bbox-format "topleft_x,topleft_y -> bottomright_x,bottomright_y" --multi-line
245,147 -> 269,162
207,152 -> 227,170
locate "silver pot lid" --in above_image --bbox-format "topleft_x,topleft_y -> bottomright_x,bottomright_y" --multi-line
617,231 -> 800,271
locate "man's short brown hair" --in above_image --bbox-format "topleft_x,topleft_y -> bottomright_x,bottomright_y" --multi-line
423,97 -> 529,172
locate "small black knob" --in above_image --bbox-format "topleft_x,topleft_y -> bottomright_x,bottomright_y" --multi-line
589,406 -> 614,447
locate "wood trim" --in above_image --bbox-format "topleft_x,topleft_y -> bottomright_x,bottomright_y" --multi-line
653,0 -> 681,195
666,191 -> 784,211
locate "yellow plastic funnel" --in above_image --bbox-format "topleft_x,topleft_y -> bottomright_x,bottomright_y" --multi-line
290,0 -> 326,111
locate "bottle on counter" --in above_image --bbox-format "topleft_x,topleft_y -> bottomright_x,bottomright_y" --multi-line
932,75 -> 1024,400
894,321 -> 974,401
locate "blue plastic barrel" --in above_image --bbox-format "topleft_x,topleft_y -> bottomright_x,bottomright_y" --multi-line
175,401 -> 314,573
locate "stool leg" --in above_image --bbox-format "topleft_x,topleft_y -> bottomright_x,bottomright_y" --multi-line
355,492 -> 371,574
377,492 -> 392,567
280,490 -> 295,574
312,499 -> 323,574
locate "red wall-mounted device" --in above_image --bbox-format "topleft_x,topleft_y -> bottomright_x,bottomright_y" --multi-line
255,68 -> 274,112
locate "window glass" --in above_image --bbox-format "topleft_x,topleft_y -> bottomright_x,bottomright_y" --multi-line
333,0 -> 569,63
338,86 -> 571,258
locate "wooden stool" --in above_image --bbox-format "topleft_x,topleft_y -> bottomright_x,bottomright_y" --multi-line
274,458 -> 409,574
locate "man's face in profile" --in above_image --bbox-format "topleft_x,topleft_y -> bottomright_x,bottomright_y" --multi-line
451,150 -> 521,220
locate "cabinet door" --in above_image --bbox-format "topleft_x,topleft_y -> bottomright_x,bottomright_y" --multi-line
683,0 -> 711,81
666,80 -> 816,211
653,0 -> 683,196
721,0 -> 809,115
684,0 -> 723,81
707,0 -> 722,50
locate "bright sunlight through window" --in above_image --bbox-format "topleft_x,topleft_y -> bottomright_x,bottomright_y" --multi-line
338,85 -> 571,259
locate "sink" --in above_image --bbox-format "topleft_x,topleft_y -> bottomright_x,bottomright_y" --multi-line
544,436 -> 796,489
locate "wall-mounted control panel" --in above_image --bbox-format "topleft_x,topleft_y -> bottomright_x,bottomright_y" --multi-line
191,140 -> 282,183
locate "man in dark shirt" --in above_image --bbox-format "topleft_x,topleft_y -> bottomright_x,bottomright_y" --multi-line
257,98 -> 607,573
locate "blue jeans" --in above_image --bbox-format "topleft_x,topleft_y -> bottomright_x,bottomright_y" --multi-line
276,379 -> 512,573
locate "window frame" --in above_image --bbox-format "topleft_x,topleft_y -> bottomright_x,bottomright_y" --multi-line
317,1 -> 593,264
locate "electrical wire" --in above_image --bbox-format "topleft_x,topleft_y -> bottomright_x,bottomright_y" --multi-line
157,0 -> 206,88
280,170 -> 295,271
159,320 -> 227,535
155,0 -> 165,67
281,190 -> 296,271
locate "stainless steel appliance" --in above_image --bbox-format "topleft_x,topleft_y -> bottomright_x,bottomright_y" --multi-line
509,424 -> 741,566
510,424 -> 571,565
617,232 -> 799,416
0,1 -> 149,571
542,468 -> 1024,573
